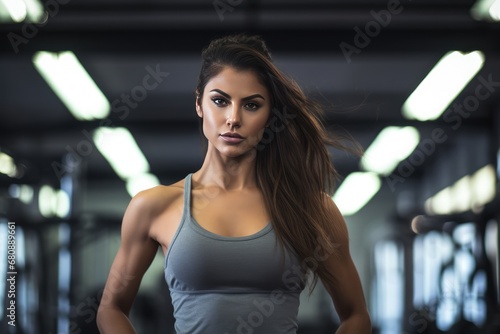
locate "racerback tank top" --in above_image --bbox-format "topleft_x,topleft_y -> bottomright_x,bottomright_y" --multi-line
164,173 -> 306,334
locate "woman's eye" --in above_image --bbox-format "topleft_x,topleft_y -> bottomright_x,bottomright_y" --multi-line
246,102 -> 259,110
212,98 -> 227,106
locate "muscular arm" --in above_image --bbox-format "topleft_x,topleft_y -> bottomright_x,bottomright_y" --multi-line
96,191 -> 160,333
321,195 -> 372,333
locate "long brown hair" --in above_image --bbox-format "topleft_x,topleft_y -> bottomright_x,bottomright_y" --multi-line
195,33 -> 360,291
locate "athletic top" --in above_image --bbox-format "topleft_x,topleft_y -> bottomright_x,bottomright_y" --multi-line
164,173 -> 306,334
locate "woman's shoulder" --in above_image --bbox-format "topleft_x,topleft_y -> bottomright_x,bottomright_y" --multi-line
124,176 -> 187,224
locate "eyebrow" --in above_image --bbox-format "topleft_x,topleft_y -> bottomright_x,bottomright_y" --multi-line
209,89 -> 265,101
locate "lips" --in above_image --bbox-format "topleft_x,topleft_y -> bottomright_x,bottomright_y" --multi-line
220,132 -> 245,143
220,132 -> 244,139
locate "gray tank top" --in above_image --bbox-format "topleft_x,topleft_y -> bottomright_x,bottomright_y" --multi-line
164,173 -> 306,334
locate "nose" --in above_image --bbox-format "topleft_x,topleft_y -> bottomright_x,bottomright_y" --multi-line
226,105 -> 241,129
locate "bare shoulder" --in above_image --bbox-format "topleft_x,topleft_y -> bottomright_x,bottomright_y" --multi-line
121,178 -> 186,239
130,181 -> 184,216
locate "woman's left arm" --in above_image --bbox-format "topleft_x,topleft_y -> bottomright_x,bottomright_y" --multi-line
320,194 -> 372,333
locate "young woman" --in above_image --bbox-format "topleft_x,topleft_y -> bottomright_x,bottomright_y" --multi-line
97,33 -> 371,334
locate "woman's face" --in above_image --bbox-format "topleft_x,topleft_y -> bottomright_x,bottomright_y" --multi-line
197,66 -> 271,158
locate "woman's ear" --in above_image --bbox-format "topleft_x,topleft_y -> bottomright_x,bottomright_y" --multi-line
196,103 -> 203,118
195,95 -> 203,118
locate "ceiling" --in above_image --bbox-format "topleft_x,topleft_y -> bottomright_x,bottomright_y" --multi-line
0,0 -> 499,217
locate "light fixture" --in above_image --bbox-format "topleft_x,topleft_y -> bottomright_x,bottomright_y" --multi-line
360,126 -> 420,176
24,0 -> 45,21
471,0 -> 500,21
38,185 -> 55,218
425,187 -> 453,215
126,172 -> 160,197
8,184 -> 34,204
402,51 -> 485,121
425,164 -> 496,215
33,51 -> 110,120
0,0 -> 27,22
93,127 -> 149,180
38,185 -> 71,218
0,152 -> 17,177
0,0 -> 45,22
333,172 -> 381,216
451,176 -> 472,213
471,164 -> 496,212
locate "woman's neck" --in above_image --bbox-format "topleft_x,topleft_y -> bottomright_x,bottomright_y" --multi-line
195,146 -> 259,191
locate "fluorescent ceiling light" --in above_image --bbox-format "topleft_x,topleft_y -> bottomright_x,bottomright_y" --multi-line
39,185 -> 56,218
402,51 -> 485,121
0,0 -> 27,22
0,152 -> 17,177
24,0 -> 45,22
126,172 -> 160,197
93,127 -> 149,180
333,172 -> 381,216
8,184 -> 34,204
425,164 -> 496,215
54,190 -> 70,218
360,126 -> 420,176
0,0 -> 45,22
33,51 -> 110,120
471,164 -> 495,211
451,176 -> 471,213
471,0 -> 500,21
425,187 -> 453,215
38,185 -> 69,218
0,6 -> 12,22
492,0 -> 500,19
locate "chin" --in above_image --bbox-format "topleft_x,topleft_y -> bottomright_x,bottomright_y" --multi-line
221,150 -> 245,158
219,146 -> 252,158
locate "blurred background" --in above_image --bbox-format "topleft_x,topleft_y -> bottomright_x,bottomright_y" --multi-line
0,0 -> 500,333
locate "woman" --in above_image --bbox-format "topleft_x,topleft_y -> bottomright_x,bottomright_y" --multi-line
96,33 -> 371,333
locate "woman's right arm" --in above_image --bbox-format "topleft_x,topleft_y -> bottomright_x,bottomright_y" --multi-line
96,191 -> 160,333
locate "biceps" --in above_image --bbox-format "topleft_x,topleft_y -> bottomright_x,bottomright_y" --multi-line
100,237 -> 158,313
324,253 -> 367,320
